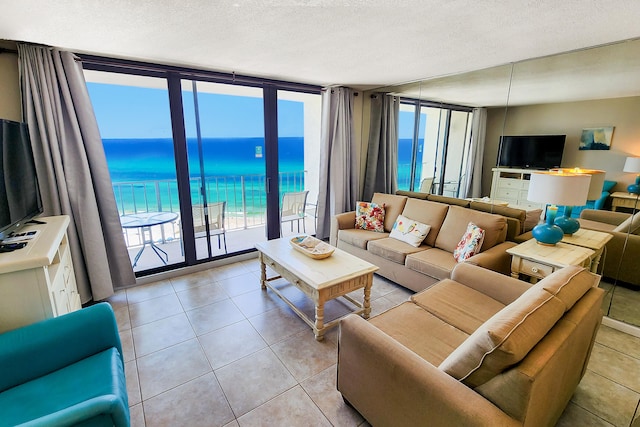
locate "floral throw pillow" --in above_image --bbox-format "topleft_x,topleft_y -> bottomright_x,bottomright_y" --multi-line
453,222 -> 485,262
389,214 -> 431,247
355,201 -> 385,232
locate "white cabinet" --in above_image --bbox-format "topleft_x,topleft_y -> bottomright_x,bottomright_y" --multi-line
0,215 -> 81,333
490,168 -> 546,210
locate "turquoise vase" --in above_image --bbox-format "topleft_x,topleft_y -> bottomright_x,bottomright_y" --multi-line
532,206 -> 564,245
554,205 -> 580,235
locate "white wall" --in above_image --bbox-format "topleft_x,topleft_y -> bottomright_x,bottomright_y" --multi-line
485,96 -> 640,195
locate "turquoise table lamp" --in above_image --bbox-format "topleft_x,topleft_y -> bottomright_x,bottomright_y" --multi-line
527,171 -> 591,245
624,156 -> 640,194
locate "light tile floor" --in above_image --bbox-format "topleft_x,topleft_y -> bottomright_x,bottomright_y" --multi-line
107,259 -> 640,426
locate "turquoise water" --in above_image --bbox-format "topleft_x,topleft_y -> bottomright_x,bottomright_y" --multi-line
104,137 -> 305,215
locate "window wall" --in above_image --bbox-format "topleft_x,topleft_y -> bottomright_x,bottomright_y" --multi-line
398,99 -> 473,197
83,59 -> 321,275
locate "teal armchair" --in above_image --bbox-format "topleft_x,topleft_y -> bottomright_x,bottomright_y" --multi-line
0,303 -> 129,427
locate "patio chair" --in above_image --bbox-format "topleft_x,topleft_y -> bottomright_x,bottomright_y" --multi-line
193,201 -> 227,253
419,177 -> 434,193
281,191 -> 309,235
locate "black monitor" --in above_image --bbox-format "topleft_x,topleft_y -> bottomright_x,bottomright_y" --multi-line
0,119 -> 43,240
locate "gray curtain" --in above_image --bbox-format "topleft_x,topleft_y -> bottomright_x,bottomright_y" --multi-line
316,87 -> 359,239
18,44 -> 135,302
462,107 -> 487,198
362,93 -> 399,201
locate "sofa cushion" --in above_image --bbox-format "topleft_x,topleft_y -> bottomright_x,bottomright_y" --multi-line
453,222 -> 485,262
338,229 -> 389,249
537,265 -> 598,311
523,209 -> 543,232
578,218 -> 617,233
367,238 -> 426,264
389,214 -> 431,247
435,206 -> 507,253
405,248 -> 458,280
370,301 -> 469,366
400,198 -> 449,247
371,193 -> 408,232
356,201 -> 385,232
469,201 -> 526,223
411,279 -> 506,335
439,286 -> 565,388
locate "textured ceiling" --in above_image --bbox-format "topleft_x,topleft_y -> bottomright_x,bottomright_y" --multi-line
2,0 -> 640,100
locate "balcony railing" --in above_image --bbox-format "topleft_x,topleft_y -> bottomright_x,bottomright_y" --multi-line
113,170 -> 307,234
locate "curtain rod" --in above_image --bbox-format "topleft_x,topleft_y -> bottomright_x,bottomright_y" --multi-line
0,47 -> 18,54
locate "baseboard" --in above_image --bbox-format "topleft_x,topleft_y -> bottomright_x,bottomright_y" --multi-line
602,316 -> 640,338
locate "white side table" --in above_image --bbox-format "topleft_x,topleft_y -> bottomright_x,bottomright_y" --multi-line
506,239 -> 595,283
561,228 -> 612,273
610,192 -> 640,212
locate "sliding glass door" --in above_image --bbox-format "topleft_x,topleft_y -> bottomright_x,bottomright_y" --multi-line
399,99 -> 473,197
83,61 -> 321,275
86,72 -> 185,272
181,80 -> 268,260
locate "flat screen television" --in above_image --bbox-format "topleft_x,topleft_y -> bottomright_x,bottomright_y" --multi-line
0,119 -> 43,241
497,135 -> 566,169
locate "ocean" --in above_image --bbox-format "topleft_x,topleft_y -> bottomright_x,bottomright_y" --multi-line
104,137 -> 305,216
104,136 -> 421,215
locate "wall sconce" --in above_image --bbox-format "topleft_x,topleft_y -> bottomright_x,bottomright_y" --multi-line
527,171 -> 591,245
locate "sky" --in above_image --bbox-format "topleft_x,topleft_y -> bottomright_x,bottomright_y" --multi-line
87,83 -> 304,139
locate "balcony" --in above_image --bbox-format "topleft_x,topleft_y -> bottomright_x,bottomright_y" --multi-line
115,171 -> 316,272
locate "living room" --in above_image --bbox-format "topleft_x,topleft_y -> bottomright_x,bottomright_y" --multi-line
1,2 -> 640,426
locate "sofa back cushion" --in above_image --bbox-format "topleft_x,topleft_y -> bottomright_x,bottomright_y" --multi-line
613,211 -> 640,234
371,193 -> 408,233
538,265 -> 597,308
400,198 -> 449,247
439,286 -> 565,388
435,206 -> 507,253
438,265 -> 595,388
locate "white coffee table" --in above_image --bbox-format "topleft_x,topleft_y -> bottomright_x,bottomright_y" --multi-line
255,237 -> 378,341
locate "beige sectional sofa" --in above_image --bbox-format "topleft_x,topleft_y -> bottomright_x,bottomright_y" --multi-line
578,209 -> 640,287
330,193 -> 517,292
395,190 -> 531,242
337,263 -> 604,427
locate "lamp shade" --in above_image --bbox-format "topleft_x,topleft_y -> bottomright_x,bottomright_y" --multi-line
527,172 -> 591,206
624,156 -> 640,194
623,156 -> 640,173
551,168 -> 606,200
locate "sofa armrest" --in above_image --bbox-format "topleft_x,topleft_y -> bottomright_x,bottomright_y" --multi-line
465,241 -> 517,278
338,315 -> 518,427
330,211 -> 356,246
580,209 -> 629,226
450,262 -> 531,305
0,303 -> 122,392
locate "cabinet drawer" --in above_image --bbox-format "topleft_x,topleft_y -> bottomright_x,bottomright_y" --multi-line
520,259 -> 555,278
496,188 -> 520,199
498,178 -> 525,189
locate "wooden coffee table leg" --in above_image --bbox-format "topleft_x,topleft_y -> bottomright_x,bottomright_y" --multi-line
314,301 -> 325,341
363,277 -> 372,319
259,253 -> 267,290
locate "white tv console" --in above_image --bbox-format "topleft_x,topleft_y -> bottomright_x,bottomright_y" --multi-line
0,215 -> 81,333
489,167 -> 546,210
